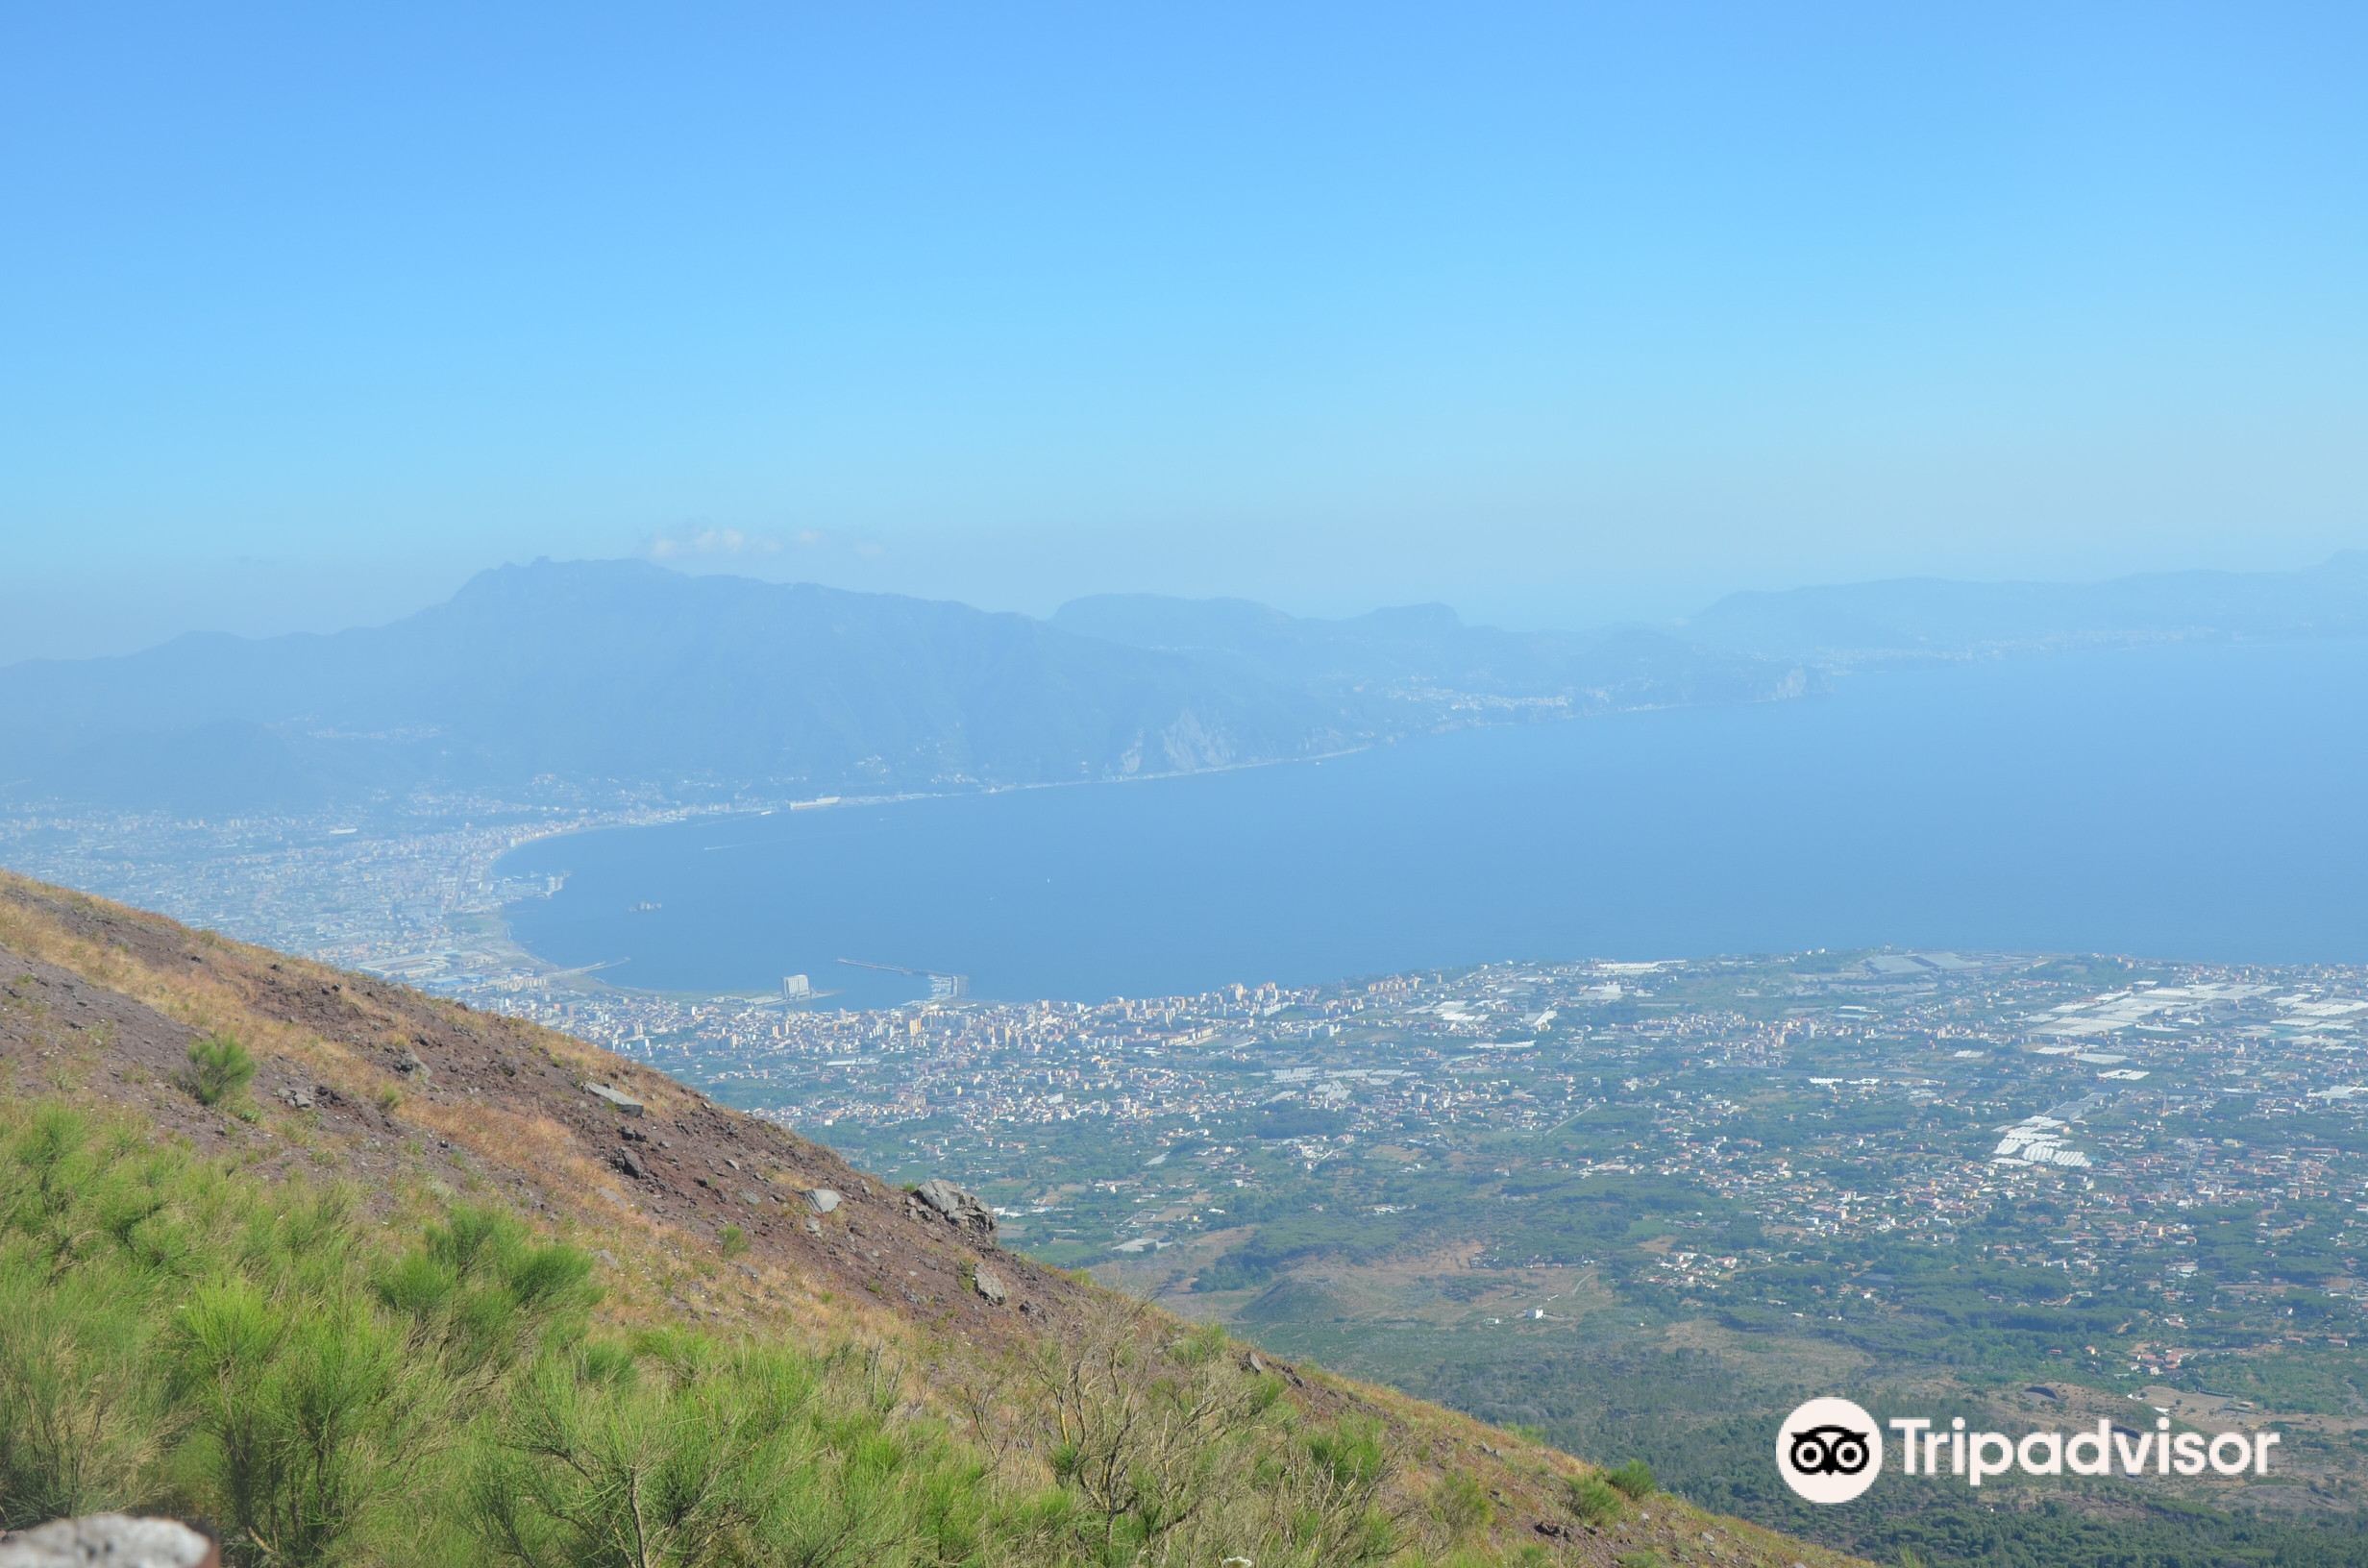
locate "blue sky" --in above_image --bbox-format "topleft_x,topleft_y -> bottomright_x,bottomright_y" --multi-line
4,1 -> 2363,660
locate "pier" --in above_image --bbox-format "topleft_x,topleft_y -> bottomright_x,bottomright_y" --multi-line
838,957 -> 970,1000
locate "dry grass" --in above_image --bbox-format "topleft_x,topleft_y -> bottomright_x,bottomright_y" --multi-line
0,870 -> 1870,1567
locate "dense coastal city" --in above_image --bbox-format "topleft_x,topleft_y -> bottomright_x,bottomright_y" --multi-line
9,797 -> 2367,1556
10,801 -> 2363,1334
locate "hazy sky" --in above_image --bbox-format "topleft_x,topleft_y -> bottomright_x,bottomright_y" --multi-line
5,2 -> 2364,662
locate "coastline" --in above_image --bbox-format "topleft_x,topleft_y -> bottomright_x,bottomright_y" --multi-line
475,691 -> 1816,1004
481,636 -> 2368,1005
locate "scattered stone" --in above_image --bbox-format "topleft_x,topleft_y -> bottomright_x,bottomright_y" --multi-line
610,1147 -> 648,1181
276,1085 -> 315,1110
582,1082 -> 644,1115
804,1217 -> 822,1236
1242,1350 -> 1304,1387
972,1263 -> 1008,1305
1534,1521 -> 1570,1540
911,1178 -> 997,1239
804,1188 -> 842,1214
620,1125 -> 648,1142
395,1049 -> 431,1080
739,1188 -> 762,1206
0,1513 -> 217,1567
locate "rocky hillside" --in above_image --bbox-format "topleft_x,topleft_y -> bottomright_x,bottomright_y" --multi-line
0,870 -> 1855,1568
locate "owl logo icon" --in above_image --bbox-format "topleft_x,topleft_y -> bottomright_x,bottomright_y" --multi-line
1778,1398 -> 1883,1503
1788,1423 -> 1872,1476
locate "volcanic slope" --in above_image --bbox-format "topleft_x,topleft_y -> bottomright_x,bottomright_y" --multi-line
0,870 -> 1856,1568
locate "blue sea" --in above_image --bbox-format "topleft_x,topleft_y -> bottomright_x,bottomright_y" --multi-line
498,639 -> 2368,1007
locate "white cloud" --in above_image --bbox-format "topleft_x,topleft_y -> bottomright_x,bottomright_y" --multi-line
643,526 -> 786,561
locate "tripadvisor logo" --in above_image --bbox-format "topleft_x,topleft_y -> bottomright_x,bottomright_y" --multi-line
1777,1398 -> 1883,1503
1777,1397 -> 2282,1504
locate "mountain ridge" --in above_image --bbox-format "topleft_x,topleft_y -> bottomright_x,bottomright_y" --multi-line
10,551 -> 2359,817
0,560 -> 1802,814
1681,551 -> 2368,658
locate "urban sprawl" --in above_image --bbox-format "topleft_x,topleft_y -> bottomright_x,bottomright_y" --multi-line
9,799 -> 2363,1409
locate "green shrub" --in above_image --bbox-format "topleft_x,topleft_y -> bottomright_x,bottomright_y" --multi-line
719,1222 -> 749,1260
1567,1470 -> 1623,1523
1605,1458 -> 1657,1499
0,1096 -> 1555,1568
0,1242 -> 172,1523
0,1106 -> 598,1561
1434,1470 -> 1492,1539
185,1033 -> 255,1107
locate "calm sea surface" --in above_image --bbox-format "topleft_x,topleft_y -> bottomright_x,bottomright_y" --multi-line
499,639 -> 2368,1007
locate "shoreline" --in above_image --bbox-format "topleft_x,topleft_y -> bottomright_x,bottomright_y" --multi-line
480,738 -> 1406,1005
478,710 -> 1581,1002
475,693 -> 1807,1005
472,638 -> 2368,1008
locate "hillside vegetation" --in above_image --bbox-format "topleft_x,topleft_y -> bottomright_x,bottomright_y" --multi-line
0,1099 -> 1406,1565
0,871 -> 1855,1568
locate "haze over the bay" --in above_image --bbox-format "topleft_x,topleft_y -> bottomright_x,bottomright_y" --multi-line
7,11 -> 2368,1568
7,4 -> 2366,662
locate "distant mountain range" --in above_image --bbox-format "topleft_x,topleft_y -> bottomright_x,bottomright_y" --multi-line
1050,594 -> 1792,706
1682,551 -> 2368,660
3,552 -> 2360,814
0,559 -> 1797,812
